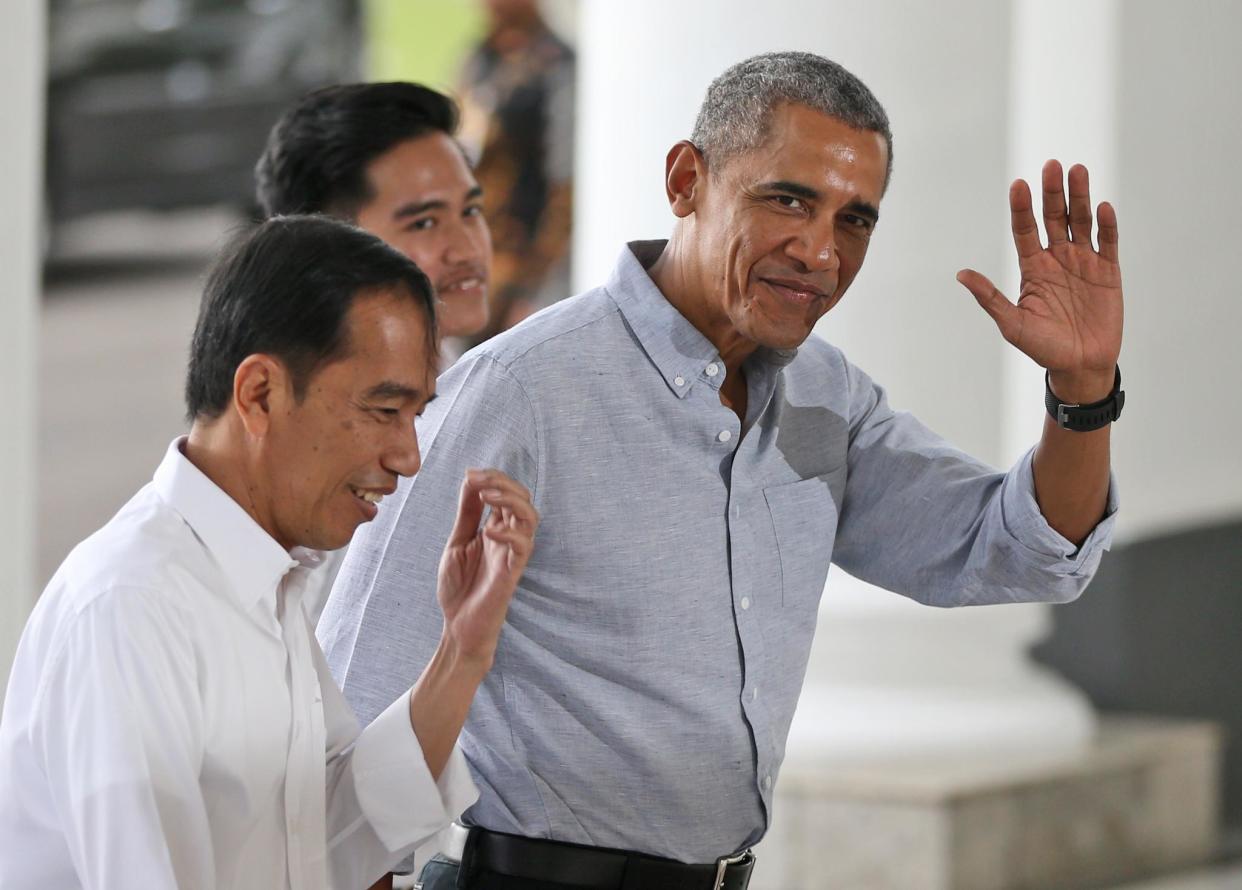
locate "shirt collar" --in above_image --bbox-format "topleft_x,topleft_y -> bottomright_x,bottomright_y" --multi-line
152,437 -> 315,614
605,240 -> 798,398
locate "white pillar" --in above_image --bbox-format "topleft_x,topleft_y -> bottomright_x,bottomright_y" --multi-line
576,0 -> 1095,767
1004,0 -> 1120,461
1108,0 -> 1242,541
0,1 -> 44,700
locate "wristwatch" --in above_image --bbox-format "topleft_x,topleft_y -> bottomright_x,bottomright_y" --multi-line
1045,365 -> 1125,431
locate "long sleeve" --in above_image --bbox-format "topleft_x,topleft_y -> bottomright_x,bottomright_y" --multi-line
831,360 -> 1119,607
30,589 -> 216,889
312,629 -> 477,890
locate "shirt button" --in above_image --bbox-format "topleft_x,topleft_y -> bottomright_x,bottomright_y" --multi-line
717,430 -> 732,443
752,686 -> 759,701
706,362 -> 720,377
740,596 -> 751,610
674,375 -> 686,387
762,775 -> 772,791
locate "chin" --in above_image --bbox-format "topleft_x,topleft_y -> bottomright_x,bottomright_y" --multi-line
746,320 -> 815,352
440,299 -> 490,339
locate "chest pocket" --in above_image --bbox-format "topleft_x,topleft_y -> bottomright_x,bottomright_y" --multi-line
763,469 -> 844,609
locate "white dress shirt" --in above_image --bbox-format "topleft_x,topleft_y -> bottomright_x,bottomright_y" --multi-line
0,439 -> 477,889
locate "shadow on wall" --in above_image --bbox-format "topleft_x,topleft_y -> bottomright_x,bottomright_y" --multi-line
1035,519 -> 1242,829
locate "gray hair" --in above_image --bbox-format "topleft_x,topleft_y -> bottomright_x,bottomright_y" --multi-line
690,51 -> 893,188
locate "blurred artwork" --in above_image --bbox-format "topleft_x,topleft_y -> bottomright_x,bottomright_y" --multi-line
457,0 -> 575,343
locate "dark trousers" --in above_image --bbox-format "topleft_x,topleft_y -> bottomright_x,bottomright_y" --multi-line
417,853 -> 581,890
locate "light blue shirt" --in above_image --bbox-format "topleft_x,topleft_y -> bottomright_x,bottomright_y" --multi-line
318,240 -> 1118,863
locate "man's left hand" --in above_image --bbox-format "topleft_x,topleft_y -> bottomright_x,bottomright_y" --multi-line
957,160 -> 1123,403
436,468 -> 539,669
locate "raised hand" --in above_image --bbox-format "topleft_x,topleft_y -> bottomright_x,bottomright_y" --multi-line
957,160 -> 1123,402
436,468 -> 539,667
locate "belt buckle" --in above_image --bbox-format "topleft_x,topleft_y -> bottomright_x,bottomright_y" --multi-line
712,849 -> 754,890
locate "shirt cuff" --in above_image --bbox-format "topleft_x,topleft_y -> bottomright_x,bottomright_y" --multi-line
350,692 -> 479,853
1000,446 -> 1120,575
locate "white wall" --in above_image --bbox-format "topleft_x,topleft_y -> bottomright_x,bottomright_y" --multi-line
1111,0 -> 1242,542
0,0 -> 44,698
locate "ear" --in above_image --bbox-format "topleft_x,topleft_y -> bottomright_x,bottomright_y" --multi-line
664,140 -> 708,219
232,354 -> 290,439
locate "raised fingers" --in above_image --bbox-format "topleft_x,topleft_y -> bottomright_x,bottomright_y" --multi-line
1097,200 -> 1120,263
446,474 -> 487,547
1067,163 -> 1093,246
480,487 -> 539,531
1009,178 -> 1042,259
1041,159 -> 1069,245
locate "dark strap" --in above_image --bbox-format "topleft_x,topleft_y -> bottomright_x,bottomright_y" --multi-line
461,827 -> 754,890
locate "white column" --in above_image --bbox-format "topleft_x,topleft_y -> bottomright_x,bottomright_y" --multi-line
0,1 -> 44,699
1108,0 -> 1242,541
1004,0 -> 1120,461
576,0 -> 1095,766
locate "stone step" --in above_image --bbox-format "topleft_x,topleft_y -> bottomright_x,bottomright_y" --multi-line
752,717 -> 1221,890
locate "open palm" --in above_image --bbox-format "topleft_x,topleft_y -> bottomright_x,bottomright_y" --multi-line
958,161 -> 1123,377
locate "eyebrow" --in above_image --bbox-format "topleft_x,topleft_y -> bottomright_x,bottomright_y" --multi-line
392,185 -> 485,221
759,180 -> 881,223
364,381 -> 432,402
844,199 -> 881,224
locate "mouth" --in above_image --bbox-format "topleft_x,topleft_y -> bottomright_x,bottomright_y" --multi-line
760,277 -> 830,307
437,273 -> 487,298
348,485 -> 389,519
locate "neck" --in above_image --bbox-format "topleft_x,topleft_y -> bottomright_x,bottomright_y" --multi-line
648,229 -> 758,380
185,420 -> 289,552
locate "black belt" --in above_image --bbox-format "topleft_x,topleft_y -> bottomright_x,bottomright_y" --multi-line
457,826 -> 755,890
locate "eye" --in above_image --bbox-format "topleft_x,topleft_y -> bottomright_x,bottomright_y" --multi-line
463,204 -> 484,218
842,213 -> 874,231
772,195 -> 806,211
404,217 -> 436,233
370,406 -> 400,421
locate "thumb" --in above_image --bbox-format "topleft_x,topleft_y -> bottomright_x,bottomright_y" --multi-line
957,269 -> 1021,346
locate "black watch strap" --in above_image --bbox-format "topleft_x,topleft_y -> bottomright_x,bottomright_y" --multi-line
1045,365 -> 1124,431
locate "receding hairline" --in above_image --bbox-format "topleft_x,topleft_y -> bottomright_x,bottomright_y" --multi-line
697,101 -> 891,180
690,51 -> 894,189
286,283 -> 439,396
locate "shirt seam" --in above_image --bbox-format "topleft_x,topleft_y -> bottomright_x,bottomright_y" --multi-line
474,356 -> 543,508
477,298 -> 621,374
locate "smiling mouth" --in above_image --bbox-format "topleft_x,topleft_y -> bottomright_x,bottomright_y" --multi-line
761,278 -> 829,306
438,275 -> 486,296
349,485 -> 386,506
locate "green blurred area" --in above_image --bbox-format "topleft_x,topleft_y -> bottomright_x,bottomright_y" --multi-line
364,0 -> 485,91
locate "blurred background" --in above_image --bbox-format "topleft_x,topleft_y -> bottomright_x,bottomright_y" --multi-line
2,1 -> 1241,888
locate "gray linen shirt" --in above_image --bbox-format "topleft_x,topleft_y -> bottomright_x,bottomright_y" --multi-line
318,240 -> 1118,863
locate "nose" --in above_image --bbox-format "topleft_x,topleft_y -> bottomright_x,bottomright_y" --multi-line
442,215 -> 485,267
786,220 -> 839,274
383,422 -> 422,479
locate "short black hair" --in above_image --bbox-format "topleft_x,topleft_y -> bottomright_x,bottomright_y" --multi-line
255,82 -> 459,218
185,215 -> 437,421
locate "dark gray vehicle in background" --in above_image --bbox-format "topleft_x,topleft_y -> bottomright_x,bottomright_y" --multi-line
46,0 -> 361,227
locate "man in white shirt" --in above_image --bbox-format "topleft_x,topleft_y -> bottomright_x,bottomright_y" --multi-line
0,215 -> 539,890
